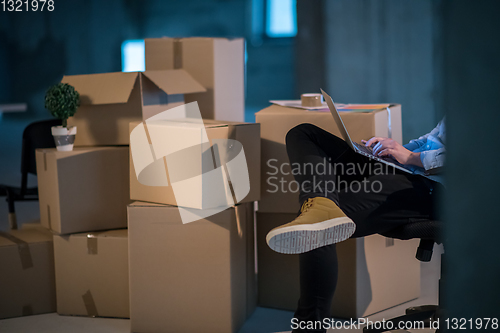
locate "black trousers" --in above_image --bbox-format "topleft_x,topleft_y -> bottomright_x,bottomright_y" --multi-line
286,124 -> 442,333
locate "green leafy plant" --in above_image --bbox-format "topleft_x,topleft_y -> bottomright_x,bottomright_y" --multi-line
45,83 -> 80,128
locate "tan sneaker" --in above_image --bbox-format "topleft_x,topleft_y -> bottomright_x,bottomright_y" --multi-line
266,197 -> 356,254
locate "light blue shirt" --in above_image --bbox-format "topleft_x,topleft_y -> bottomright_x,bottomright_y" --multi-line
403,118 -> 445,184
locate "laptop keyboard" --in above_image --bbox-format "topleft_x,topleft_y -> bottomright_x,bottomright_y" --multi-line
354,142 -> 374,155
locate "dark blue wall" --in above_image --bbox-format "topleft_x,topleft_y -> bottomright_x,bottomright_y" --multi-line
0,0 -> 295,187
442,0 -> 500,319
323,0 -> 444,142
0,0 -> 444,187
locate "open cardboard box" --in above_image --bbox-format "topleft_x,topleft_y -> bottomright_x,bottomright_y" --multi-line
61,69 -> 205,146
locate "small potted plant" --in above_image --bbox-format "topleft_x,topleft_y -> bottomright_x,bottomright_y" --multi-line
45,82 -> 80,151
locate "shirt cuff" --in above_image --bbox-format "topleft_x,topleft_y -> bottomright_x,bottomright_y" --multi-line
420,150 -> 444,170
403,141 -> 419,152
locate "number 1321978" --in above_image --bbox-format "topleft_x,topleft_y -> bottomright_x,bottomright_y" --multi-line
2,0 -> 54,12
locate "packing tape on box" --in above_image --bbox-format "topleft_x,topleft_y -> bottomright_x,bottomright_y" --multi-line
82,290 -> 98,317
234,204 -> 243,238
211,124 -> 239,205
0,231 -> 34,269
130,103 -> 251,223
386,107 -> 392,139
173,38 -> 183,69
227,124 -> 237,141
130,104 -> 251,224
47,205 -> 52,230
86,233 -> 99,255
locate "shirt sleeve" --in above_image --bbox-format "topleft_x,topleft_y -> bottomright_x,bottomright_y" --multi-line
420,147 -> 446,170
403,140 -> 423,152
404,119 -> 444,152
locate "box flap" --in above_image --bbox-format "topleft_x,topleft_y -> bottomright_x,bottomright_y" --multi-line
70,229 -> 128,239
61,72 -> 138,105
0,229 -> 52,247
142,69 -> 206,95
144,118 -> 252,129
202,119 -> 250,127
128,201 -> 176,208
37,147 -> 103,160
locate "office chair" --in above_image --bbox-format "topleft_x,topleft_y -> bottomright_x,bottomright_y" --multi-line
0,119 -> 61,230
363,219 -> 445,333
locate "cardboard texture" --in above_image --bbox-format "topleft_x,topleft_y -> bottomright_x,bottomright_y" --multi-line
145,37 -> 245,122
0,228 -> 56,319
61,70 -> 206,146
129,120 -> 260,208
53,229 -> 129,318
256,212 -> 420,319
36,147 -> 131,235
256,104 -> 402,213
21,221 -> 52,235
127,202 -> 257,333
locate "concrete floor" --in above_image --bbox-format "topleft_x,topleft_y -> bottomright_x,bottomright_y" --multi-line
0,196 -> 442,332
0,297 -> 439,333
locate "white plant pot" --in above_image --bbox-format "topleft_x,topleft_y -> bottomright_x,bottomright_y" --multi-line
51,126 -> 77,151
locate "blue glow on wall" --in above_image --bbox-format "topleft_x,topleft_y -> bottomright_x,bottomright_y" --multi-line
266,0 -> 297,38
122,40 -> 145,72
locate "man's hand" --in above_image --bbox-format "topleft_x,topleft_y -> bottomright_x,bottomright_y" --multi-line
362,137 -> 423,167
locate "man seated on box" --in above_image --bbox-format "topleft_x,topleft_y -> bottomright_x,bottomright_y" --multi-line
266,118 -> 445,333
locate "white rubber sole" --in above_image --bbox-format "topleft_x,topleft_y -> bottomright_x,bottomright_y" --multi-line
266,217 -> 356,254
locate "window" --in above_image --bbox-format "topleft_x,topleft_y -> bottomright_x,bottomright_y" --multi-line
266,0 -> 297,38
121,40 -> 145,72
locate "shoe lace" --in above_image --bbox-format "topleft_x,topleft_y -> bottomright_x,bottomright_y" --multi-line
300,198 -> 314,215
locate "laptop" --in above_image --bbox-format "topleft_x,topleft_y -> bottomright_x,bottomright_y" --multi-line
320,89 -> 413,174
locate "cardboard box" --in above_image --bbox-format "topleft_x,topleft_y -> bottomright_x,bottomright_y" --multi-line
53,229 -> 129,318
21,221 -> 52,234
0,228 -> 56,319
145,37 -> 245,122
36,147 -> 131,235
61,70 -> 206,146
128,202 -> 257,333
256,104 -> 402,213
256,212 -> 420,319
129,119 -> 260,209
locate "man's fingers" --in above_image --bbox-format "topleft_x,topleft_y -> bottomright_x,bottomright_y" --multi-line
372,141 -> 385,155
365,137 -> 384,147
377,148 -> 392,157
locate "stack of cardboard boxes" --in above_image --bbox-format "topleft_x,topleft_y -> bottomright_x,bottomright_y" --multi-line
37,147 -> 131,318
0,35 -> 423,328
125,37 -> 259,333
25,64 -> 212,319
33,63 -> 211,319
3,37 -> 259,333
